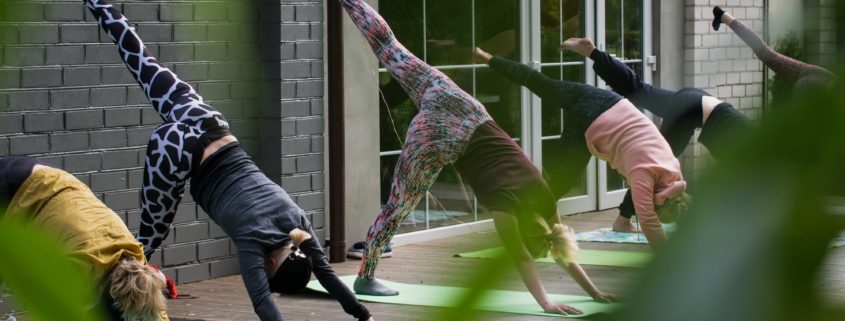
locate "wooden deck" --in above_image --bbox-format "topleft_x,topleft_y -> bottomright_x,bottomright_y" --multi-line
10,209 -> 842,321
156,209 -> 845,321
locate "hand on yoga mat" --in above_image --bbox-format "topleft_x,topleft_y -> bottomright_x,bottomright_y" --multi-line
541,303 -> 582,316
591,291 -> 624,303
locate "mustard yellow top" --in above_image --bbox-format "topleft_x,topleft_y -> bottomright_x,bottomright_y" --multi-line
3,167 -> 168,321
4,167 -> 146,279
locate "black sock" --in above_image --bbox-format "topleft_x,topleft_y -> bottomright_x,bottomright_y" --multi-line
712,6 -> 726,31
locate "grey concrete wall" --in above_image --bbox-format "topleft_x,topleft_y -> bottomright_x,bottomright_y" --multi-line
339,0 -> 381,245
0,0 -> 327,295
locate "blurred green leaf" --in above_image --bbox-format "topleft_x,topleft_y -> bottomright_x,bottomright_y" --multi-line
0,218 -> 105,321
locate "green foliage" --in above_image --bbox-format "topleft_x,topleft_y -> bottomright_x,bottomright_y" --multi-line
0,218 -> 106,321
769,32 -> 806,107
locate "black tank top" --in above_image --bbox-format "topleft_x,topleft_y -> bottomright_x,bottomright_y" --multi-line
0,156 -> 42,203
453,121 -> 552,205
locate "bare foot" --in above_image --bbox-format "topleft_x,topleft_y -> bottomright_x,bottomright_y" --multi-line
612,215 -> 641,233
559,38 -> 597,57
722,12 -> 734,25
473,47 -> 493,64
354,277 -> 399,296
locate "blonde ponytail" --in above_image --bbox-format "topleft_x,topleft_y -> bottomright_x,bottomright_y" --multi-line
108,256 -> 166,321
547,224 -> 579,265
289,228 -> 312,247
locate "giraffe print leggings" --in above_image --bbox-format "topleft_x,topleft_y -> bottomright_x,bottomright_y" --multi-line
339,0 -> 492,279
85,0 -> 229,257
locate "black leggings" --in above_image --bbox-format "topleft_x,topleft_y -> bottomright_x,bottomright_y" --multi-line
488,56 -> 623,198
590,49 -> 751,219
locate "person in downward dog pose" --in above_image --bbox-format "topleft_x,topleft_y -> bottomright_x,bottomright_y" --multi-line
339,0 -> 621,314
713,6 -> 836,94
1,157 -> 169,321
83,1 -> 373,320
473,47 -> 690,250
559,37 -> 751,233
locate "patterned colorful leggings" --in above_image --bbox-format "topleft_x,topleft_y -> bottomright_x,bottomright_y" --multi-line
339,0 -> 492,279
728,19 -> 835,92
85,0 -> 228,257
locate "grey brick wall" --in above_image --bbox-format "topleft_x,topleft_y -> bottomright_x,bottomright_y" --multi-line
681,0 -> 766,184
258,0 -> 326,241
0,1 -> 326,306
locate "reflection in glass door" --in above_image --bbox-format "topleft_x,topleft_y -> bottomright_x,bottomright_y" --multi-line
533,0 -> 598,214
375,0 -> 652,233
595,0 -> 652,209
377,0 -> 523,234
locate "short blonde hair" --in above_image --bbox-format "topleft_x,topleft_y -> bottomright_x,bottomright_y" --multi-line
656,192 -> 692,224
108,256 -> 166,321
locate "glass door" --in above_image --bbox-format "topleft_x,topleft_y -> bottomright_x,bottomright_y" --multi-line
377,0 -> 523,234
531,0 -> 598,214
374,0 -> 652,232
594,0 -> 653,209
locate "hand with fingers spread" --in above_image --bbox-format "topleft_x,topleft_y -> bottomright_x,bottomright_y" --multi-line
542,303 -> 583,316
591,291 -> 625,303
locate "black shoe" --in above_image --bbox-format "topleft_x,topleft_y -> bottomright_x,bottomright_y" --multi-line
712,6 -> 726,31
346,241 -> 393,259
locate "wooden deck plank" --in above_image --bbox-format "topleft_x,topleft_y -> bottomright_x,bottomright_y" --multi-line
10,209 -> 844,321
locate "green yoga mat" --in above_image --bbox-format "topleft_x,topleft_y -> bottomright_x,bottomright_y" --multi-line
456,248 -> 652,268
306,275 -> 620,318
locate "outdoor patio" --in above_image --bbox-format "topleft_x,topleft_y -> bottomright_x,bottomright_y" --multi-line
153,209 -> 845,321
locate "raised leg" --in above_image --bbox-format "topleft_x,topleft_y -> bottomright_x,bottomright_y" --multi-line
137,123 -> 205,257
84,0 -> 227,131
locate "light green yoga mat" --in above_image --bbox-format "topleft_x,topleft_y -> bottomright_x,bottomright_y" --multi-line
306,275 -> 620,318
456,248 -> 652,268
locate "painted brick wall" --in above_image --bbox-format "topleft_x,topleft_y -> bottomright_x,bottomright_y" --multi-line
681,0 -> 766,184
0,0 -> 325,305
258,0 -> 327,243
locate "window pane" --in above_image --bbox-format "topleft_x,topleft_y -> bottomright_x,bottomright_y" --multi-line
623,0 -> 642,60
378,72 -> 418,152
380,0 -> 425,60
476,66 -> 522,138
541,0 -> 584,63
425,0 -> 473,66
424,165 -> 477,230
606,0 -> 642,60
475,0 -> 521,61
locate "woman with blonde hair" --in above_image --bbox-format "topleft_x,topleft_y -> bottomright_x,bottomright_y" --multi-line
473,48 -> 690,250
559,37 -> 745,233
0,156 -> 168,321
338,0 -> 620,315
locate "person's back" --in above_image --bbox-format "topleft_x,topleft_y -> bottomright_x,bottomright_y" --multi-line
3,165 -> 146,279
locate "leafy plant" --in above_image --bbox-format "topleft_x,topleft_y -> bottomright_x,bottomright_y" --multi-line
769,32 -> 806,107
0,217 -> 106,321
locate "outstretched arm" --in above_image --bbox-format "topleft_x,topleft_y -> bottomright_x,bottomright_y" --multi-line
629,170 -> 667,249
299,225 -> 372,320
490,212 -> 583,315
237,245 -> 284,321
